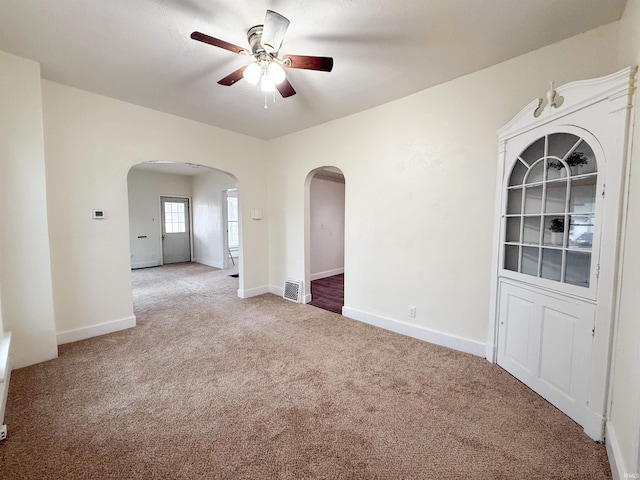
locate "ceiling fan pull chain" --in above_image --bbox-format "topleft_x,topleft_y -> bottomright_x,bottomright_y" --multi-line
264,92 -> 268,110
273,90 -> 276,104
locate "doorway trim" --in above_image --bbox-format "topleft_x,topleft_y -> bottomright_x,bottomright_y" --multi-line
223,187 -> 238,270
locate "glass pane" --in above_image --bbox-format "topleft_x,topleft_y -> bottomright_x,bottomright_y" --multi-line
526,160 -> 544,184
507,188 -> 523,215
565,251 -> 591,287
541,248 -> 562,281
509,161 -> 527,186
569,176 -> 596,213
521,247 -> 539,277
543,216 -> 565,247
228,221 -> 239,248
546,158 -> 567,181
548,133 -> 580,162
520,137 -> 545,167
567,140 -> 597,176
568,215 -> 594,249
505,217 -> 521,243
227,197 -> 238,221
545,181 -> 567,214
524,186 -> 543,214
523,216 -> 541,245
504,245 -> 519,271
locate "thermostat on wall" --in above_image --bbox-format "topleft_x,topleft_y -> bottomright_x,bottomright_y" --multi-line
92,209 -> 107,219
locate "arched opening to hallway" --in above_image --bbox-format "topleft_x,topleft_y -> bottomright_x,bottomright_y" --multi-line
305,167 -> 345,314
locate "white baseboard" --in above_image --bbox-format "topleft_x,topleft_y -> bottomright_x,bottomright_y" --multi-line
131,260 -> 159,269
0,333 -> 12,427
310,268 -> 344,281
57,315 -> 137,345
606,421 -> 640,480
270,285 -> 283,297
606,422 -> 627,480
485,343 -> 497,363
303,293 -> 312,304
582,407 -> 605,442
237,286 -> 270,299
342,306 -> 486,357
193,258 -> 224,269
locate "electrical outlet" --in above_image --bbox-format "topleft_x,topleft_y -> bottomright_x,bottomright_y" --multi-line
409,306 -> 416,318
0,425 -> 7,441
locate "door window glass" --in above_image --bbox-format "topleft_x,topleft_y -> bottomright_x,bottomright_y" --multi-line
164,202 -> 186,233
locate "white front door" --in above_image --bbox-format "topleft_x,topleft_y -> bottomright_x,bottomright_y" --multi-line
161,196 -> 191,264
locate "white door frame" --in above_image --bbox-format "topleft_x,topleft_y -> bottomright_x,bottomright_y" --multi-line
486,67 -> 637,440
159,195 -> 193,265
223,188 -> 238,270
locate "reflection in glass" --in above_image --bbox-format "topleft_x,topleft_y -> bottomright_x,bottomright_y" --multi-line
523,216 -> 541,244
565,251 -> 591,287
546,158 -> 567,181
567,140 -> 597,176
569,176 -> 596,213
568,215 -> 593,249
521,138 -> 545,167
507,188 -> 523,215
524,185 -> 543,214
509,160 -> 528,186
504,245 -> 519,271
545,182 -> 567,213
505,217 -> 521,243
541,248 -> 562,281
527,160 -> 544,184
521,247 -> 539,276
543,216 -> 565,246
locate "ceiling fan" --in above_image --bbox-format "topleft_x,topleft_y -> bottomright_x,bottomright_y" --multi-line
190,10 -> 333,103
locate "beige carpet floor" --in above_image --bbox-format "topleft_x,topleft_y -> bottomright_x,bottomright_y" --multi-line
0,263 -> 611,479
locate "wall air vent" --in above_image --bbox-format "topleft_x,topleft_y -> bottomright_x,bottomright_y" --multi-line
283,279 -> 303,303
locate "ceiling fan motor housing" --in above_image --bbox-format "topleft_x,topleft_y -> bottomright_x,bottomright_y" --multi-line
247,25 -> 265,55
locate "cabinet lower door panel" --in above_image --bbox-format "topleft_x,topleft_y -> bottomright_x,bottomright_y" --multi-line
497,282 -> 594,426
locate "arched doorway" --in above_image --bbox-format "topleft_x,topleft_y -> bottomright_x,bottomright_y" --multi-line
126,161 -> 238,272
305,167 -> 345,314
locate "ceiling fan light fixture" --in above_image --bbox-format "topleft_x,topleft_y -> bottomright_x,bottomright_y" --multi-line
268,62 -> 286,84
243,62 -> 261,85
260,74 -> 276,92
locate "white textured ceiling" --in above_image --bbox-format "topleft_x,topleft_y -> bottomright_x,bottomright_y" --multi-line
0,0 -> 626,140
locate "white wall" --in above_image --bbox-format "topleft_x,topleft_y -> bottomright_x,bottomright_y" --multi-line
127,168 -> 193,268
42,80 -> 269,342
0,51 -> 58,368
267,22 -> 621,355
310,175 -> 345,280
607,1 -> 640,477
192,170 -> 236,268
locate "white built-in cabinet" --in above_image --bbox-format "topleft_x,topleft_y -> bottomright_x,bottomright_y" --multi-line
488,67 -> 637,441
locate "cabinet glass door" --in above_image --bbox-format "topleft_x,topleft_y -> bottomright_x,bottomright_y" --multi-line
503,133 -> 598,289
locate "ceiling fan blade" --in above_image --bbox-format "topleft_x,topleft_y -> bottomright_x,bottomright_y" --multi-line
283,55 -> 333,72
261,10 -> 290,54
276,78 -> 296,98
217,66 -> 247,86
191,31 -> 247,55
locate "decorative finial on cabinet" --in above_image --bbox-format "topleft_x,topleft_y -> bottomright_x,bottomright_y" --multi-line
534,81 -> 564,118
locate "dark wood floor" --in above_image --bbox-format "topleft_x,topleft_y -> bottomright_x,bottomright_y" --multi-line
309,274 -> 344,314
